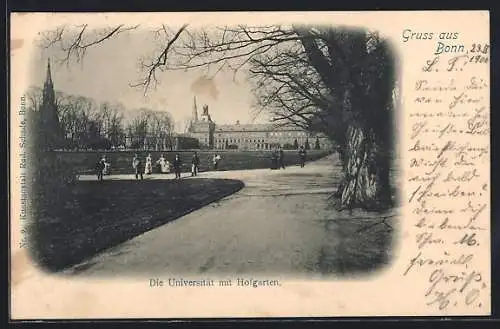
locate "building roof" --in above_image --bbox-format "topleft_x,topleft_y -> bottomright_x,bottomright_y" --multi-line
215,123 -> 304,133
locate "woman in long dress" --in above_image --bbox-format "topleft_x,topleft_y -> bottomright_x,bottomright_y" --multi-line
145,153 -> 153,175
164,159 -> 171,173
156,154 -> 170,173
101,155 -> 111,175
212,154 -> 222,171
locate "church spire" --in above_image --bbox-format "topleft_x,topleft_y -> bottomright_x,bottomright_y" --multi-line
45,58 -> 53,87
39,56 -> 61,150
42,57 -> 55,108
192,95 -> 198,122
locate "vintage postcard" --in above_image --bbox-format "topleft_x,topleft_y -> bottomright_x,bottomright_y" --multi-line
9,11 -> 490,318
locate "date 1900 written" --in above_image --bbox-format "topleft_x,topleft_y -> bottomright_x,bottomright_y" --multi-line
469,43 -> 489,64
469,54 -> 488,64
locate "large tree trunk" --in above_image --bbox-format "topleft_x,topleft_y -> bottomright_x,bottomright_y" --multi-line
336,124 -> 392,211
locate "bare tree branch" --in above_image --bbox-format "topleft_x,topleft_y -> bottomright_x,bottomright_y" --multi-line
38,24 -> 140,66
129,24 -> 188,94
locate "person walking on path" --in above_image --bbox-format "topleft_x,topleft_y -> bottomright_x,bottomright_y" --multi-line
212,154 -> 222,171
278,147 -> 286,169
173,153 -> 182,179
298,145 -> 307,168
191,151 -> 200,177
96,157 -> 105,181
156,154 -> 170,173
101,155 -> 111,175
270,147 -> 278,170
132,154 -> 144,180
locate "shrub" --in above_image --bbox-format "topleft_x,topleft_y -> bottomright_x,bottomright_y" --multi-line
28,110 -> 80,217
30,151 -> 79,211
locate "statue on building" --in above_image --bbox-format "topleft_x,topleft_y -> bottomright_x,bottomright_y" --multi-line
200,104 -> 211,122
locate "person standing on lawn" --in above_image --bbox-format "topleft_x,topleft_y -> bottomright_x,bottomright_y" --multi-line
132,154 -> 144,180
96,157 -> 105,181
212,153 -> 222,171
101,155 -> 111,175
270,147 -> 278,170
156,154 -> 170,173
298,145 -> 307,168
278,146 -> 286,169
145,153 -> 153,175
191,151 -> 200,176
173,153 -> 182,179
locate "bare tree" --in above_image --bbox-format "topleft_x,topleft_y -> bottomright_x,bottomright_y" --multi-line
97,101 -> 126,147
25,86 -> 43,112
54,94 -> 102,149
163,112 -> 176,150
26,88 -> 80,149
126,108 -> 156,150
38,24 -> 139,66
151,111 -> 175,150
181,116 -> 193,134
127,108 -> 175,151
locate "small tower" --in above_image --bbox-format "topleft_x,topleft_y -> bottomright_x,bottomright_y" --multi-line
200,104 -> 211,122
39,58 -> 62,150
192,96 -> 198,123
42,58 -> 55,108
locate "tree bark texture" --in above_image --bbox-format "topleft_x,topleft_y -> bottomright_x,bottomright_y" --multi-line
337,124 -> 392,211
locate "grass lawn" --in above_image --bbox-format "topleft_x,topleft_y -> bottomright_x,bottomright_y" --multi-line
317,207 -> 396,276
29,178 -> 244,272
55,149 -> 331,175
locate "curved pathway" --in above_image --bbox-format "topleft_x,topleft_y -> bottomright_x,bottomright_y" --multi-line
67,154 -> 396,278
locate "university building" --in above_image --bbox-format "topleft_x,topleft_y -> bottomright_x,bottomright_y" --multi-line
187,97 -> 332,151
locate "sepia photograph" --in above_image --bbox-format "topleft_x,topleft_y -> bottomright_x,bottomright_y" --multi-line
23,22 -> 399,278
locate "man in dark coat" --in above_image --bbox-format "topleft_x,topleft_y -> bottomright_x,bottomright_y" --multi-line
173,153 -> 182,179
298,145 -> 307,168
96,158 -> 105,181
132,154 -> 144,180
270,148 -> 278,170
278,147 -> 286,169
191,152 -> 200,176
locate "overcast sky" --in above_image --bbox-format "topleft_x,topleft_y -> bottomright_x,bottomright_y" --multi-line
29,28 -> 271,132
